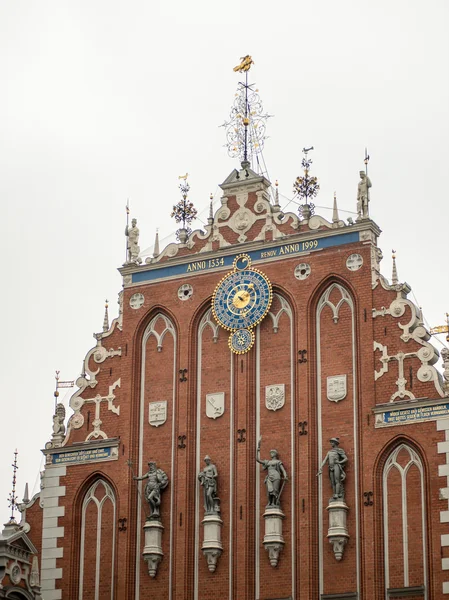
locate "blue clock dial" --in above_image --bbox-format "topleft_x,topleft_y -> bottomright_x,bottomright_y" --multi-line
212,267 -> 272,331
229,329 -> 255,354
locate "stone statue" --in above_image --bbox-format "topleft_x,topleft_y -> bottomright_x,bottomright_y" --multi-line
198,455 -> 219,514
256,439 -> 288,508
318,437 -> 348,501
134,461 -> 169,519
52,404 -> 66,437
357,171 -> 372,220
125,218 -> 141,263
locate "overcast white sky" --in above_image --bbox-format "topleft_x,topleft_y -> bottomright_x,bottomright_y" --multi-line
0,1 -> 448,522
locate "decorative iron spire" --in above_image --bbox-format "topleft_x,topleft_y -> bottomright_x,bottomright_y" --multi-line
171,174 -> 198,243
392,250 -> 398,285
332,191 -> 340,224
153,229 -> 160,258
7,449 -> 19,523
103,300 -> 109,332
293,147 -> 320,220
222,56 -> 271,170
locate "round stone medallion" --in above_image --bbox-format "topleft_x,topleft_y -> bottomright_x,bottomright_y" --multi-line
130,293 -> 145,309
178,284 -> 193,301
294,263 -> 311,280
346,254 -> 363,271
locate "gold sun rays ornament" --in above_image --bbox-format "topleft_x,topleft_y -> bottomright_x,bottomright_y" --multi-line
212,254 -> 273,354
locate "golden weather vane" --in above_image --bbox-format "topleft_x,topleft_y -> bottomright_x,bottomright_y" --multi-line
233,55 -> 254,73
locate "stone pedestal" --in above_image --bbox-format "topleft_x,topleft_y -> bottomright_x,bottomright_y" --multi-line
326,500 -> 349,561
143,519 -> 164,577
262,507 -> 285,567
201,514 -> 223,572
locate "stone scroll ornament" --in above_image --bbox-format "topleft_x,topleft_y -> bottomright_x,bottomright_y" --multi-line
132,461 -> 169,577
256,437 -> 288,567
198,456 -> 223,572
317,437 -> 350,561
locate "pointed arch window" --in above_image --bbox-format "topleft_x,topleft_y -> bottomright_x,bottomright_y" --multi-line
383,444 -> 427,598
78,479 -> 116,600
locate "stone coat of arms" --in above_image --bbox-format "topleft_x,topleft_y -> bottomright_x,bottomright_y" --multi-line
265,384 -> 285,411
206,393 -> 225,419
149,401 -> 167,427
326,375 -> 347,402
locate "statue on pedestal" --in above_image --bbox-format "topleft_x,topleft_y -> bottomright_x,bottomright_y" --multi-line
357,171 -> 372,220
318,437 -> 348,501
256,439 -> 288,508
198,455 -> 220,514
125,218 -> 142,264
134,461 -> 169,519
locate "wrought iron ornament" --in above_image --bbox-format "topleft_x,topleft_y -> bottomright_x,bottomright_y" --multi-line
294,147 -> 319,218
7,449 -> 19,523
171,174 -> 198,241
222,55 -> 271,167
212,254 -> 272,354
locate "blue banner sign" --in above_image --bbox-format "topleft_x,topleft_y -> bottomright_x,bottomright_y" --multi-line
376,402 -> 449,427
51,446 -> 117,465
132,231 -> 360,284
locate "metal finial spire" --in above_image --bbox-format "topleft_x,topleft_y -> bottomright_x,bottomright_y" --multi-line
364,148 -> 370,175
54,370 -> 74,409
171,174 -> 198,243
332,191 -> 340,224
222,56 -> 271,170
153,229 -> 160,258
294,147 -> 320,220
392,250 -> 398,285
103,300 -> 109,332
7,450 -> 19,523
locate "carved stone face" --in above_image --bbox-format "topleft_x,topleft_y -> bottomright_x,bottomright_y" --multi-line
132,218 -> 137,227
270,450 -> 278,458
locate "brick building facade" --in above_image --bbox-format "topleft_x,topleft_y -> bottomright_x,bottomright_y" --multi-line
7,158 -> 449,599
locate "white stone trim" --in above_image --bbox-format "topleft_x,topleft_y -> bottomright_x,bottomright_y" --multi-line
316,283 -> 360,597
40,465 -> 66,597
136,313 -> 176,599
255,293 -> 294,598
78,479 -> 116,600
383,444 -> 427,598
437,418 -> 449,593
228,355 -> 234,600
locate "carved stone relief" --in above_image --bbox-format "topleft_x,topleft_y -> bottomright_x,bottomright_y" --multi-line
206,393 -> 225,419
265,384 -> 285,411
346,253 -> 363,271
130,293 -> 145,309
178,284 -> 193,301
326,376 -> 347,402
149,401 -> 167,427
294,263 -> 311,280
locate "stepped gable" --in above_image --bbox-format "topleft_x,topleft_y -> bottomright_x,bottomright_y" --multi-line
143,163 -> 348,266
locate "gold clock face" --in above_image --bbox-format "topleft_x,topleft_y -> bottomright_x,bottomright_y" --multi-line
211,254 -> 272,350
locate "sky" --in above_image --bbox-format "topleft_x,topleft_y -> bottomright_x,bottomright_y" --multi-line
0,0 -> 448,522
